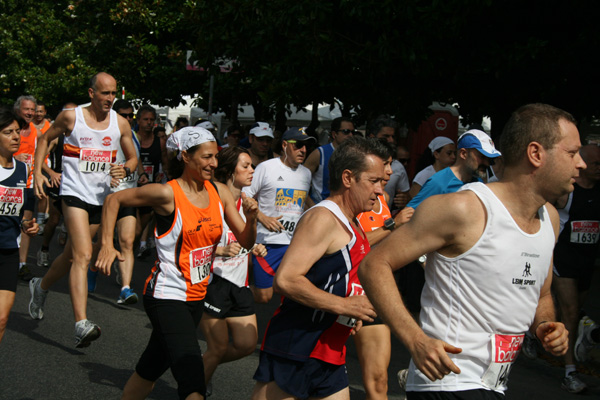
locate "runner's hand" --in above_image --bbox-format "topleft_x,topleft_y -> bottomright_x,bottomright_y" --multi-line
408,332 -> 462,381
343,295 -> 377,322
252,244 -> 268,258
394,206 -> 414,225
222,242 -> 242,257
109,164 -> 127,180
95,245 -> 124,276
536,321 -> 568,356
48,171 -> 61,187
22,218 -> 39,237
240,192 -> 259,219
33,172 -> 50,199
258,213 -> 284,232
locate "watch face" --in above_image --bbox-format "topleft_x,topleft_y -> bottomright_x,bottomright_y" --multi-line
384,218 -> 395,230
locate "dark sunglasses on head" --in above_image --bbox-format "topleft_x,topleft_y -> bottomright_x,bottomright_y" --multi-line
119,113 -> 134,119
286,140 -> 309,149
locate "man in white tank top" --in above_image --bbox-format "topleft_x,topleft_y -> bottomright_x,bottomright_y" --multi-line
360,103 -> 579,399
29,72 -> 138,348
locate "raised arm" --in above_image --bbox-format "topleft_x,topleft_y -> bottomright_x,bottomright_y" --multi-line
95,183 -> 175,274
217,181 -> 258,250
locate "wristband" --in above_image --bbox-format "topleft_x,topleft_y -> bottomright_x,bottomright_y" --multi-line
140,172 -> 149,178
20,219 -> 32,232
124,167 -> 131,177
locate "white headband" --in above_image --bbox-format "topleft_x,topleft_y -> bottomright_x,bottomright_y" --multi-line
166,126 -> 216,160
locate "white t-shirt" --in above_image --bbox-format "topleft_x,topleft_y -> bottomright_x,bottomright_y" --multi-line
384,160 -> 410,208
243,157 -> 311,245
412,165 -> 436,187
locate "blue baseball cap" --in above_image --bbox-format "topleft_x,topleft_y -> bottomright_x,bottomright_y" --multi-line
457,129 -> 501,158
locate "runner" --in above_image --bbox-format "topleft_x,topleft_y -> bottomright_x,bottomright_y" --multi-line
200,146 -> 267,394
95,126 -> 258,400
360,103 -> 574,399
28,72 -> 137,348
0,107 -> 39,343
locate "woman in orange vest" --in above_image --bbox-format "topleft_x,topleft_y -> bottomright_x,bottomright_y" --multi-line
96,126 -> 258,400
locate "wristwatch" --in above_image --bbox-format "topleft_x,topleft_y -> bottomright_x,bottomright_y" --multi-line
124,167 -> 131,177
383,218 -> 395,231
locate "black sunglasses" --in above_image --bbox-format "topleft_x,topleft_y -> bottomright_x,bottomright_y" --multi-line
337,129 -> 358,135
286,140 -> 309,150
119,113 -> 134,119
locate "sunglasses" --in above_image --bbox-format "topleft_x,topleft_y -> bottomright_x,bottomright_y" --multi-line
337,129 -> 359,135
119,113 -> 134,119
286,140 -> 309,150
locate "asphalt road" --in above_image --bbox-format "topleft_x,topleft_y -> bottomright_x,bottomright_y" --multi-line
1,234 -> 599,399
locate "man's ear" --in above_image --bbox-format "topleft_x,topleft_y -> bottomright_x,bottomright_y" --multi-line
341,169 -> 353,188
527,141 -> 544,168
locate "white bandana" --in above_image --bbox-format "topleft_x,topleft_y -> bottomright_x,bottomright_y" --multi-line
166,126 -> 216,160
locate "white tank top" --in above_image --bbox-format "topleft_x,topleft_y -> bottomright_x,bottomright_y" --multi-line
60,107 -> 120,205
211,198 -> 250,287
407,182 -> 555,394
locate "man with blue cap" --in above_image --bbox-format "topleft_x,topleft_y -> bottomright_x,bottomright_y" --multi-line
407,129 -> 501,209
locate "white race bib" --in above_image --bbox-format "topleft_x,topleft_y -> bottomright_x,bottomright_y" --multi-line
0,185 -> 24,216
189,245 -> 214,285
482,333 -> 524,390
143,165 -> 155,182
570,221 -> 599,244
78,148 -> 111,173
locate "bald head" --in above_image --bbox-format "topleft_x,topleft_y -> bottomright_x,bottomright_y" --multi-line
89,72 -> 116,91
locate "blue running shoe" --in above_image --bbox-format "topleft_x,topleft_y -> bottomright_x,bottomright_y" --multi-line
117,287 -> 138,305
87,268 -> 98,293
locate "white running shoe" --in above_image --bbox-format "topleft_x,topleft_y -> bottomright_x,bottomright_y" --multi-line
74,320 -> 101,348
29,278 -> 48,320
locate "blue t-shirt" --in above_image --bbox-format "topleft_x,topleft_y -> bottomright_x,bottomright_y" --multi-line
407,167 -> 472,209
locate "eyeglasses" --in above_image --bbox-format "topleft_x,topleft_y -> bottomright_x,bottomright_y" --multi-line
119,113 -> 134,119
286,140 -> 308,150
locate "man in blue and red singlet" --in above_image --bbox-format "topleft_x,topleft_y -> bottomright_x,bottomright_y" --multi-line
251,137 -> 390,400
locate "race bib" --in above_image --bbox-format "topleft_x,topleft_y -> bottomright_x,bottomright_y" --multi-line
0,185 -> 24,216
570,221 -> 599,244
143,165 -> 155,182
23,153 -> 33,167
336,283 -> 364,328
189,245 -> 214,285
78,148 -> 111,173
275,188 -> 307,233
482,333 -> 524,390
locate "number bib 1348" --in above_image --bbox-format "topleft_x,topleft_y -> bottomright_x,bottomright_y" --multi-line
78,148 -> 112,173
0,185 -> 24,216
189,245 -> 214,285
482,333 -> 524,390
570,221 -> 599,244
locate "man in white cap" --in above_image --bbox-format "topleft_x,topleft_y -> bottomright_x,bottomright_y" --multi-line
248,122 -> 274,167
243,127 -> 314,303
407,129 -> 501,210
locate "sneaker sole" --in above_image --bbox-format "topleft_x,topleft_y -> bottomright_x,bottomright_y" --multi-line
117,294 -> 138,305
75,326 -> 101,348
28,280 -> 43,320
561,382 -> 587,394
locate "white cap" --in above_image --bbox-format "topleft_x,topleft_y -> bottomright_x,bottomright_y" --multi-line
166,126 -> 216,160
249,122 -> 274,138
428,136 -> 454,152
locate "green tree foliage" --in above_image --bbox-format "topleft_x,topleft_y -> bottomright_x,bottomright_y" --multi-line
1,0 -> 599,132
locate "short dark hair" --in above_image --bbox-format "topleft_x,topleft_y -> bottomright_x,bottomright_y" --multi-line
366,115 -> 397,137
500,103 -> 577,167
329,136 -> 389,192
331,117 -> 353,132
215,146 -> 250,183
0,107 -> 22,131
113,99 -> 132,112
136,104 -> 156,120
175,117 -> 189,129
